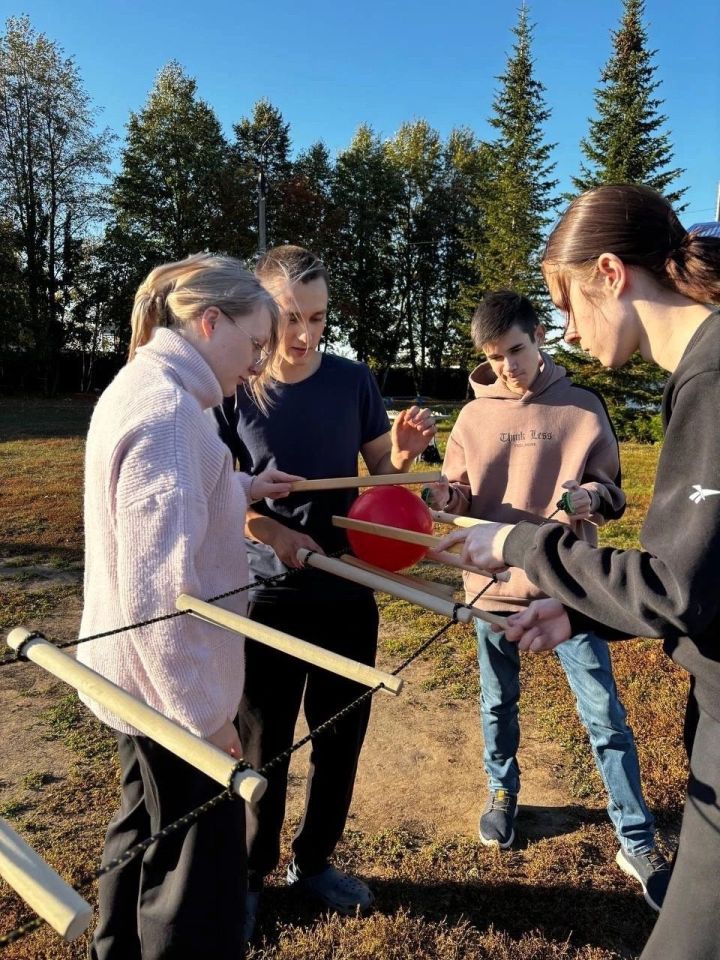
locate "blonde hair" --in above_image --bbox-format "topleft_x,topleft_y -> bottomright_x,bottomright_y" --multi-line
129,253 -> 279,410
253,245 -> 328,390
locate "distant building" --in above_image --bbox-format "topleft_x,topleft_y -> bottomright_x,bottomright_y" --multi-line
689,221 -> 720,238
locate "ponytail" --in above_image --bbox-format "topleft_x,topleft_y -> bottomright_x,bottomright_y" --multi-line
665,232 -> 720,305
544,184 -> 720,308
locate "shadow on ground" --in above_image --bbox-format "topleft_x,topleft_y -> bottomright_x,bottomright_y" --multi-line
249,875 -> 656,957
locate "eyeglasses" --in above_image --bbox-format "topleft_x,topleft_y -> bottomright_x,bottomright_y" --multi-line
217,309 -> 270,368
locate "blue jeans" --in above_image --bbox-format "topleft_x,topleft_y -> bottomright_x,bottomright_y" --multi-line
475,620 -> 656,855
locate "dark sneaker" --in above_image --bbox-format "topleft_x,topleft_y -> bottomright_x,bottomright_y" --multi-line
286,861 -> 374,915
479,789 -> 518,849
616,847 -> 672,912
242,889 -> 261,948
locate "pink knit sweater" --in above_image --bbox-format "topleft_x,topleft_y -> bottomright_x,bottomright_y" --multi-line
77,328 -> 253,737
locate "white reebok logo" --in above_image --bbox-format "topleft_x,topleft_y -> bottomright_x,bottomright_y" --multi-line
689,484 -> 720,503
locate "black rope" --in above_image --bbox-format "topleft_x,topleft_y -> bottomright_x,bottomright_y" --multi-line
0,572 -> 497,950
94,790 -> 234,881
11,630 -> 45,661
0,551 -> 347,669
0,917 -> 44,949
94,576 -> 500,878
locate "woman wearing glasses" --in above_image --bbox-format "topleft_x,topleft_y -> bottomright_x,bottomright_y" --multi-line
79,253 -> 299,959
222,245 -> 435,942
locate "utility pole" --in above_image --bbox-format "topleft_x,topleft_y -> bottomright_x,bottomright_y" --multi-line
257,132 -> 273,257
257,168 -> 267,256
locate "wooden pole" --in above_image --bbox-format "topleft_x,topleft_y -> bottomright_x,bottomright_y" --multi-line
333,515 -> 462,552
0,819 -> 92,941
430,510 -> 490,528
466,606 -> 510,630
290,471 -> 441,493
175,596 -> 403,696
299,550 -> 474,623
339,555 -> 457,599
333,516 -> 511,581
6,629 -> 267,804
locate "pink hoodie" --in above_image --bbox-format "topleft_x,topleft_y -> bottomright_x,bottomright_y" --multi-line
442,352 -> 625,611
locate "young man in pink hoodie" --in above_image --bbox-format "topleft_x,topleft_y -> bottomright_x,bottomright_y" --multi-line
425,290 -> 670,911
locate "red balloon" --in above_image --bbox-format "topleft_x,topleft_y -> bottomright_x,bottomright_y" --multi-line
346,486 -> 434,571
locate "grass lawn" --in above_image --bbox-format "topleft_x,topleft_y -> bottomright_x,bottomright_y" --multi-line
0,396 -> 688,960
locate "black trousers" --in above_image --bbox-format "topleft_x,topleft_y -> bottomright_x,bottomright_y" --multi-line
640,695 -> 720,960
91,733 -> 246,960
236,591 -> 378,885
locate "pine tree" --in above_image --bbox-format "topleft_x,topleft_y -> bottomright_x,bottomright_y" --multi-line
563,0 -> 679,437
462,5 -> 558,326
111,62 -> 229,263
573,0 -> 685,204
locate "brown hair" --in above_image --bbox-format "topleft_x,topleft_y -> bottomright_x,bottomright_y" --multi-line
543,183 -> 720,310
254,245 -> 329,388
471,290 -> 540,351
129,253 -> 279,410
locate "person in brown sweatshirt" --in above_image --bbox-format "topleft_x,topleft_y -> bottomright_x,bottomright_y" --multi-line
425,290 -> 670,911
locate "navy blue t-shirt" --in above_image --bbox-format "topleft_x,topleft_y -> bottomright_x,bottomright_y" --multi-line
236,353 -> 390,600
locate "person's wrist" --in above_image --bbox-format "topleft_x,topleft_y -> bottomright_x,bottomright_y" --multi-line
493,524 -> 513,563
390,447 -> 415,472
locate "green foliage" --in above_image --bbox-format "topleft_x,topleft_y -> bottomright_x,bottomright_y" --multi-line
610,408 -> 663,444
329,124 -> 404,367
0,15 -> 113,390
111,61 -> 230,262
573,0 -> 685,204
232,98 -> 294,255
277,142 -> 339,266
0,11 -> 690,402
461,7 -> 558,328
554,343 -> 666,442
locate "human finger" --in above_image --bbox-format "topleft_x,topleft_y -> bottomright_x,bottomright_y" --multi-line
432,528 -> 469,553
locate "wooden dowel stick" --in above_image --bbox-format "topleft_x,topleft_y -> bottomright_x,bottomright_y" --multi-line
431,510 -> 490,528
6,629 -> 267,804
339,555 -> 457,599
425,549 -> 511,583
290,471 -> 441,492
0,818 -> 92,941
299,550 -> 474,624
466,606 -> 510,630
333,515 -> 463,553
332,516 -> 511,582
175,597 -> 403,696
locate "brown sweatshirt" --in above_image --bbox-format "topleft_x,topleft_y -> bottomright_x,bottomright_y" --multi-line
442,352 -> 625,611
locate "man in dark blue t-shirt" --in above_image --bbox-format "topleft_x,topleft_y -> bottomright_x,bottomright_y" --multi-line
218,246 -> 435,943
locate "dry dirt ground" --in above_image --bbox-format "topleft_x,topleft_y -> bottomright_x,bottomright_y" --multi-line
0,559 -> 82,808
289,652 -> 576,844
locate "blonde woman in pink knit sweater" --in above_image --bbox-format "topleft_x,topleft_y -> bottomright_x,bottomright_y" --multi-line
79,254 -> 300,960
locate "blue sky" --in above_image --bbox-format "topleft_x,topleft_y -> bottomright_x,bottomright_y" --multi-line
7,0 -> 719,224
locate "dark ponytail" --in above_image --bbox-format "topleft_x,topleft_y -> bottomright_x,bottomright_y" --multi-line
544,184 -> 720,306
